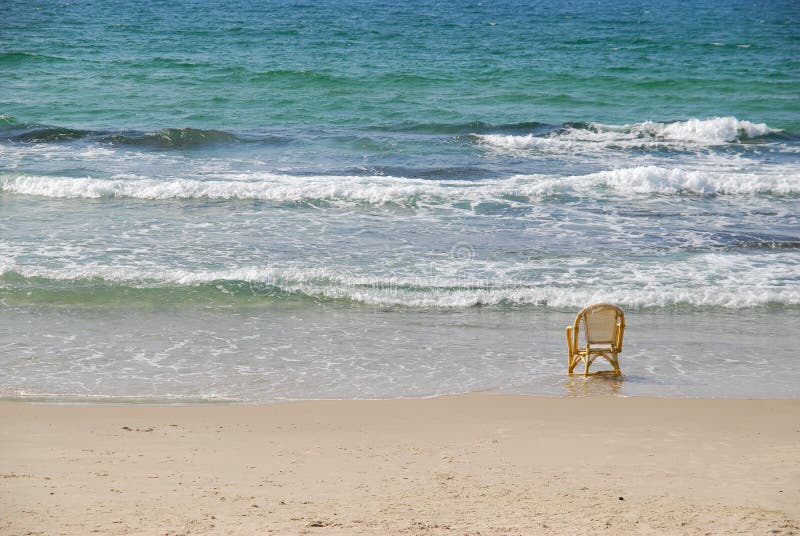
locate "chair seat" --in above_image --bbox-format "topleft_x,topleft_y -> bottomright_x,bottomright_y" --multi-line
577,343 -> 615,352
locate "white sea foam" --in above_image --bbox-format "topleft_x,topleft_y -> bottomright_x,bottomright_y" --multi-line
4,254 -> 799,309
0,173 -> 442,203
2,164 -> 797,204
632,117 -> 775,144
560,166 -> 800,195
477,116 -> 779,151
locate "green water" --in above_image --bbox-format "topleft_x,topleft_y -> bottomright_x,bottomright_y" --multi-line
3,0 -> 799,130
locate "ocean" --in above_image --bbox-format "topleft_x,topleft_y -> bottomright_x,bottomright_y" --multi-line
2,0 -> 799,402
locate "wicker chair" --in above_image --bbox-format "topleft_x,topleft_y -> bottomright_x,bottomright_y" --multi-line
566,303 -> 625,375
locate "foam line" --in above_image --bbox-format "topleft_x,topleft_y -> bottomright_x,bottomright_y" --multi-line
2,165 -> 798,203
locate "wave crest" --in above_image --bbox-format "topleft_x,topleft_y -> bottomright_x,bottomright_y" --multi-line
476,116 -> 782,152
12,127 -> 92,143
2,165 -> 797,203
578,166 -> 799,195
625,117 -> 776,144
5,124 -> 240,149
0,174 -> 441,203
99,127 -> 238,148
2,264 -> 798,309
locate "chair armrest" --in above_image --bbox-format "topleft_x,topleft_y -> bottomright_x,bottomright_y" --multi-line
615,321 -> 625,351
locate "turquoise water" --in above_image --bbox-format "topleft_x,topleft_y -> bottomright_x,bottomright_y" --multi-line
1,0 -> 799,401
3,0 -> 800,130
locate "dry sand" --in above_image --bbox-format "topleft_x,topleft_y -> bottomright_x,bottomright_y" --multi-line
1,394 -> 799,535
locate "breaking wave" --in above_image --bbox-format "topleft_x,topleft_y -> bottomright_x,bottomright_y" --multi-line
370,120 -> 551,135
2,263 -> 798,309
2,165 -> 798,203
476,117 -> 786,152
3,117 -> 794,162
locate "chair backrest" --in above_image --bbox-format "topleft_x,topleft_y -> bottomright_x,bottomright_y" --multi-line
576,303 -> 624,346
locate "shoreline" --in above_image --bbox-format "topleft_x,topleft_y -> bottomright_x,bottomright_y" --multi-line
3,393 -> 799,535
5,390 -> 800,406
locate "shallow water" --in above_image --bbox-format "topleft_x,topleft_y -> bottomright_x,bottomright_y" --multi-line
2,0 -> 799,401
2,304 -> 798,401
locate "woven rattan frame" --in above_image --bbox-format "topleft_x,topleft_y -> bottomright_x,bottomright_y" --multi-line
565,303 -> 625,376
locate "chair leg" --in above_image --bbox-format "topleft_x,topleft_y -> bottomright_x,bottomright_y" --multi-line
584,354 -> 591,376
566,327 -> 574,374
611,352 -> 621,375
568,353 -> 578,374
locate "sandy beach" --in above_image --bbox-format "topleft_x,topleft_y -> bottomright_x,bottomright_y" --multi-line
5,1 -> 800,535
2,394 -> 799,535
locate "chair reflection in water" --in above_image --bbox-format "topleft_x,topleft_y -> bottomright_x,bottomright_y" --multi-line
566,303 -> 625,376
